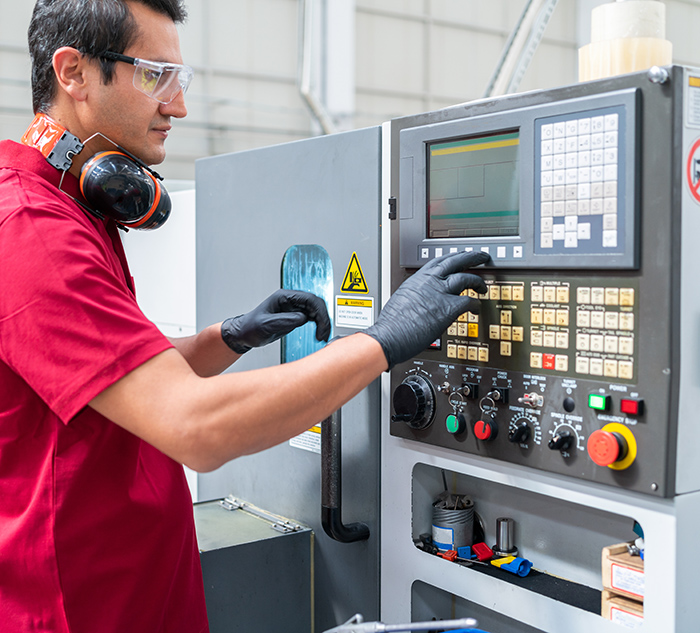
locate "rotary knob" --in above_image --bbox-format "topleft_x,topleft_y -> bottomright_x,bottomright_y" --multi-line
548,430 -> 574,452
508,421 -> 531,443
392,375 -> 436,429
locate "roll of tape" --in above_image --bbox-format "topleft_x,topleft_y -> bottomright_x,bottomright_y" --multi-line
591,1 -> 666,42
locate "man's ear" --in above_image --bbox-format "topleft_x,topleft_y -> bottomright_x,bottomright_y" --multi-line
52,46 -> 92,102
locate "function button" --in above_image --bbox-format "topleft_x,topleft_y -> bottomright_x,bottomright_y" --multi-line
555,332 -> 569,349
589,358 -> 604,376
619,288 -> 635,307
468,289 -> 479,298
604,359 -> 618,378
468,346 -> 478,361
602,230 -> 618,248
544,287 -> 557,303
577,287 -> 591,304
577,310 -> 591,328
542,139 -> 553,155
590,311 -> 605,328
543,332 -> 556,348
555,355 -> 569,372
605,312 -> 619,330
435,248 -> 444,257
553,122 -> 566,138
564,232 -> 578,249
619,313 -> 635,331
447,344 -> 457,358
531,308 -> 544,324
447,323 -> 458,336
544,309 -> 556,325
457,345 -> 467,360
541,123 -> 554,140
554,139 -> 566,154
588,393 -> 610,411
576,333 -> 590,351
501,286 -> 512,301
604,335 -> 619,354
531,330 -> 544,347
500,310 -> 513,325
512,286 -> 524,302
563,396 -> 576,412
556,309 -> 569,326
604,181 -> 617,197
556,287 -> 570,303
604,113 -> 619,131
531,286 -> 544,303
578,223 -> 591,240
541,233 -> 554,249
458,323 -> 468,337
479,289 -> 489,299
497,246 -> 507,259
513,246 -> 523,259
553,224 -> 565,241
618,337 -> 634,355
605,288 -> 620,305
591,288 -> 605,305
489,285 -> 501,301
543,353 -> 556,370
530,352 -> 543,369
500,326 -> 512,341
604,131 -> 618,148
489,325 -> 501,340
468,312 -> 479,323
468,324 -> 479,338
578,117 -> 591,134
512,326 -> 524,342
458,311 -> 468,322
578,200 -> 591,215
576,356 -> 590,374
621,398 -> 644,416
500,341 -> 512,356
566,152 -> 578,168
478,347 -> 489,363
591,198 -> 604,215
566,120 -> 578,136
590,334 -> 604,352
591,116 -> 605,132
618,361 -> 634,380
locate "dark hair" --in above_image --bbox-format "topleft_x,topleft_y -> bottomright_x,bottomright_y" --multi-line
28,0 -> 188,113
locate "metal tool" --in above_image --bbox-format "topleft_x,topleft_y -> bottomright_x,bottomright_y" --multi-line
322,613 -> 479,633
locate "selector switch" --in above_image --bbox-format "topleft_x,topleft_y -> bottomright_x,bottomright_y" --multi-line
474,418 -> 498,441
508,422 -> 531,444
392,375 -> 436,430
548,431 -> 574,452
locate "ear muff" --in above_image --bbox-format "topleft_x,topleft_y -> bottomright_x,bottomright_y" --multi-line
79,151 -> 171,230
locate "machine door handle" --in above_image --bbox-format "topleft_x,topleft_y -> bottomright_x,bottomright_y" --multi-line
321,409 -> 370,543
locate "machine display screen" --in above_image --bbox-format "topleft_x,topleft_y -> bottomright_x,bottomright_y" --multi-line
427,130 -> 520,238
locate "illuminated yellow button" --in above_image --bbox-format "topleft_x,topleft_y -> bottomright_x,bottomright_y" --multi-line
605,288 -> 619,306
501,286 -> 512,301
512,286 -> 524,301
447,344 -> 457,358
577,333 -> 590,350
556,287 -> 570,303
489,285 -> 501,301
544,287 -> 557,303
604,335 -> 618,354
590,311 -> 605,329
457,345 -> 467,360
619,337 -> 634,356
556,309 -> 569,326
468,346 -> 478,361
619,288 -> 635,307
590,335 -> 604,352
555,332 -> 569,349
577,287 -> 591,304
512,326 -> 524,342
500,341 -> 512,356
576,310 -> 591,328
589,358 -> 604,376
531,330 -> 543,346
489,325 -> 501,340
478,347 -> 489,362
531,308 -> 544,324
500,326 -> 512,341
530,352 -> 543,369
543,332 -> 556,348
468,323 -> 479,338
604,359 -> 618,378
605,312 -> 619,330
576,356 -> 590,374
531,286 -> 544,302
619,313 -> 635,331
458,323 -> 468,337
618,360 -> 634,380
555,355 -> 569,371
591,287 -> 605,305
543,309 -> 556,325
501,310 -> 513,325
447,323 -> 458,336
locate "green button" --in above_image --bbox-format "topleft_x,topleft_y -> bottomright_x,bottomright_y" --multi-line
588,393 -> 609,411
446,415 -> 459,433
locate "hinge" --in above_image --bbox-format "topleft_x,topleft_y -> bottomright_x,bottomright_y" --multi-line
388,196 -> 397,220
219,495 -> 305,534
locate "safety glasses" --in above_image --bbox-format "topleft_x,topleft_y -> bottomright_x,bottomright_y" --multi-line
101,51 -> 194,104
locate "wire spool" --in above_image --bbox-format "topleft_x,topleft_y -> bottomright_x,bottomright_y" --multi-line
578,1 -> 672,82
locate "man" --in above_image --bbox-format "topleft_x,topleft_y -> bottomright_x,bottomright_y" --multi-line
0,1 -> 489,631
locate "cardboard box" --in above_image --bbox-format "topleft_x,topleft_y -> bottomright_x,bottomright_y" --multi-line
602,542 -> 645,601
602,590 -> 644,628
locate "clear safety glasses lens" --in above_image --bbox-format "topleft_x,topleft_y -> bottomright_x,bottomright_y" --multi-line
132,59 -> 194,104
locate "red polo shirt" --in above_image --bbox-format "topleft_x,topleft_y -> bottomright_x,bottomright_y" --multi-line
0,140 -> 209,632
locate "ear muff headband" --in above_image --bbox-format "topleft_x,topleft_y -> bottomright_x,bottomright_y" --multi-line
79,150 -> 171,230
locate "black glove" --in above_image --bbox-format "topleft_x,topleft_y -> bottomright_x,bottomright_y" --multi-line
365,250 -> 490,369
221,289 -> 331,354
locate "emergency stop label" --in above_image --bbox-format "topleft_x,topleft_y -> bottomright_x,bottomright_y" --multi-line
335,296 -> 374,329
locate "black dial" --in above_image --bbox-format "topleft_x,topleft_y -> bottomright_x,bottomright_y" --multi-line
508,421 -> 531,444
392,375 -> 436,429
548,430 -> 574,452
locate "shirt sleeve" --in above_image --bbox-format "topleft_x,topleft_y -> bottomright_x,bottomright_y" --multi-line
0,175 -> 174,423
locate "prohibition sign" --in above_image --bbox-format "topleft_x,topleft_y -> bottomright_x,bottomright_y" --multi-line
687,138 -> 700,204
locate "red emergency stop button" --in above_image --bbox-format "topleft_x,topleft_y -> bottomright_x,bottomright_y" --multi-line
587,429 -> 627,467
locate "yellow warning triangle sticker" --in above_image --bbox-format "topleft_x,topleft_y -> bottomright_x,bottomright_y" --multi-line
340,251 -> 369,294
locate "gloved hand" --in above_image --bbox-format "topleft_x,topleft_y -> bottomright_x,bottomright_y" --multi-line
365,250 -> 490,369
221,289 -> 331,354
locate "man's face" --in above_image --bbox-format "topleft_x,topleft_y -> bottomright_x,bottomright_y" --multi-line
85,1 -> 188,166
